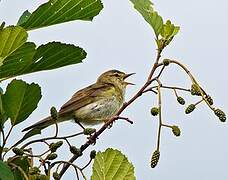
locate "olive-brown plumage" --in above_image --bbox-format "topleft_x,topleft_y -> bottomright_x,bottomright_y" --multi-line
23,70 -> 134,132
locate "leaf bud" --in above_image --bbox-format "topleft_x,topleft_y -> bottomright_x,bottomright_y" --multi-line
36,175 -> 49,180
12,148 -> 24,156
29,167 -> 40,175
214,108 -> 225,117
47,153 -> 57,160
53,172 -> 60,180
50,106 -> 58,120
151,107 -> 159,116
206,95 -> 213,105
151,150 -> 160,168
172,125 -> 181,136
177,96 -> 185,105
219,116 -> 226,122
185,104 -> 196,114
49,141 -> 63,152
90,150 -> 96,159
83,128 -> 96,135
163,59 -> 170,66
70,146 -> 82,156
214,108 -> 226,122
2,147 -> 9,153
191,84 -> 201,96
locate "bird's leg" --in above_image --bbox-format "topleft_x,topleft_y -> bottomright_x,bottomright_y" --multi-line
103,116 -> 120,128
103,118 -> 114,129
84,128 -> 97,145
87,132 -> 98,145
104,116 -> 133,128
117,116 -> 134,124
74,118 -> 85,130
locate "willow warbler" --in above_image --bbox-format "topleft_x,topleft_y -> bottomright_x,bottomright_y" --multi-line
23,70 -> 135,132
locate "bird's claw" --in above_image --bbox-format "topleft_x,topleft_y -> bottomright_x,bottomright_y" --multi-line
74,118 -> 85,130
87,133 -> 98,145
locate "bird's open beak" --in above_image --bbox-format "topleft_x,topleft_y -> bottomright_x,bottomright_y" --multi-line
124,73 -> 135,85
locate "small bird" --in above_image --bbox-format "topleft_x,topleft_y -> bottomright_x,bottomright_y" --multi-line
23,70 -> 135,132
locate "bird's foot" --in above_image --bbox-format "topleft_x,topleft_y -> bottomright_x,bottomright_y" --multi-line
74,118 -> 85,130
87,133 -> 98,145
104,119 -> 115,129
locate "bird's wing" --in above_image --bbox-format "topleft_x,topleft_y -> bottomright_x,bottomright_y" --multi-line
58,83 -> 115,117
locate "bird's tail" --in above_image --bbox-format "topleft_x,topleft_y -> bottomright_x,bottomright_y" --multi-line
22,115 -> 68,132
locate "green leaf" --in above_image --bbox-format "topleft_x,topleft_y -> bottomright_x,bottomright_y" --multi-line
0,57 -> 3,66
0,42 -> 36,79
160,20 -> 180,40
17,10 -> 32,26
20,0 -> 103,31
0,90 -> 8,129
0,26 -> 86,80
29,42 -> 86,72
0,160 -> 14,180
2,79 -> 42,126
91,148 -> 136,180
9,156 -> 31,180
0,26 -> 27,60
130,0 -> 163,37
0,42 -> 86,80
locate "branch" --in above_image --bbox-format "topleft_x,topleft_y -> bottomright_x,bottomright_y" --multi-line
169,59 -> 213,110
0,125 -> 13,160
160,85 -> 190,92
20,132 -> 84,149
156,83 -> 162,151
58,49 -> 164,178
52,161 -> 87,180
9,163 -> 29,180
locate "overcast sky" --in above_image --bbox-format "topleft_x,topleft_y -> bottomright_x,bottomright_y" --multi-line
1,0 -> 228,179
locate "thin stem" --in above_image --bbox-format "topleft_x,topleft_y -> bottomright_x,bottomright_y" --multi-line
169,60 -> 213,110
75,168 -> 80,180
20,132 -> 84,149
160,85 -> 190,92
56,162 -> 80,180
161,124 -> 173,128
74,119 -> 85,130
0,125 -> 13,160
156,84 -> 162,151
64,138 -> 71,147
0,129 -> 5,146
173,89 -> 178,98
81,158 -> 92,171
24,149 -> 50,158
9,163 -> 29,180
116,116 -> 133,124
4,125 -> 13,144
52,161 -> 87,180
157,65 -> 165,79
59,49 -> 164,178
169,60 -> 195,82
54,120 -> 59,138
42,140 -> 50,147
194,99 -> 204,106
0,129 -> 6,160
142,88 -> 157,94
147,49 -> 163,81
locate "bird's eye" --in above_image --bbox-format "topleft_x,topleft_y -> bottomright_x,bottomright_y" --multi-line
114,73 -> 120,77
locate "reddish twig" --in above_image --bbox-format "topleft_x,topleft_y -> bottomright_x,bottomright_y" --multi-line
58,50 -> 164,178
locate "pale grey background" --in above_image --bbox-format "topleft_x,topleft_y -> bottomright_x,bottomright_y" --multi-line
1,0 -> 228,179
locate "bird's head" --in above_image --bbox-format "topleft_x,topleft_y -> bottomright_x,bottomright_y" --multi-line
97,70 -> 135,90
